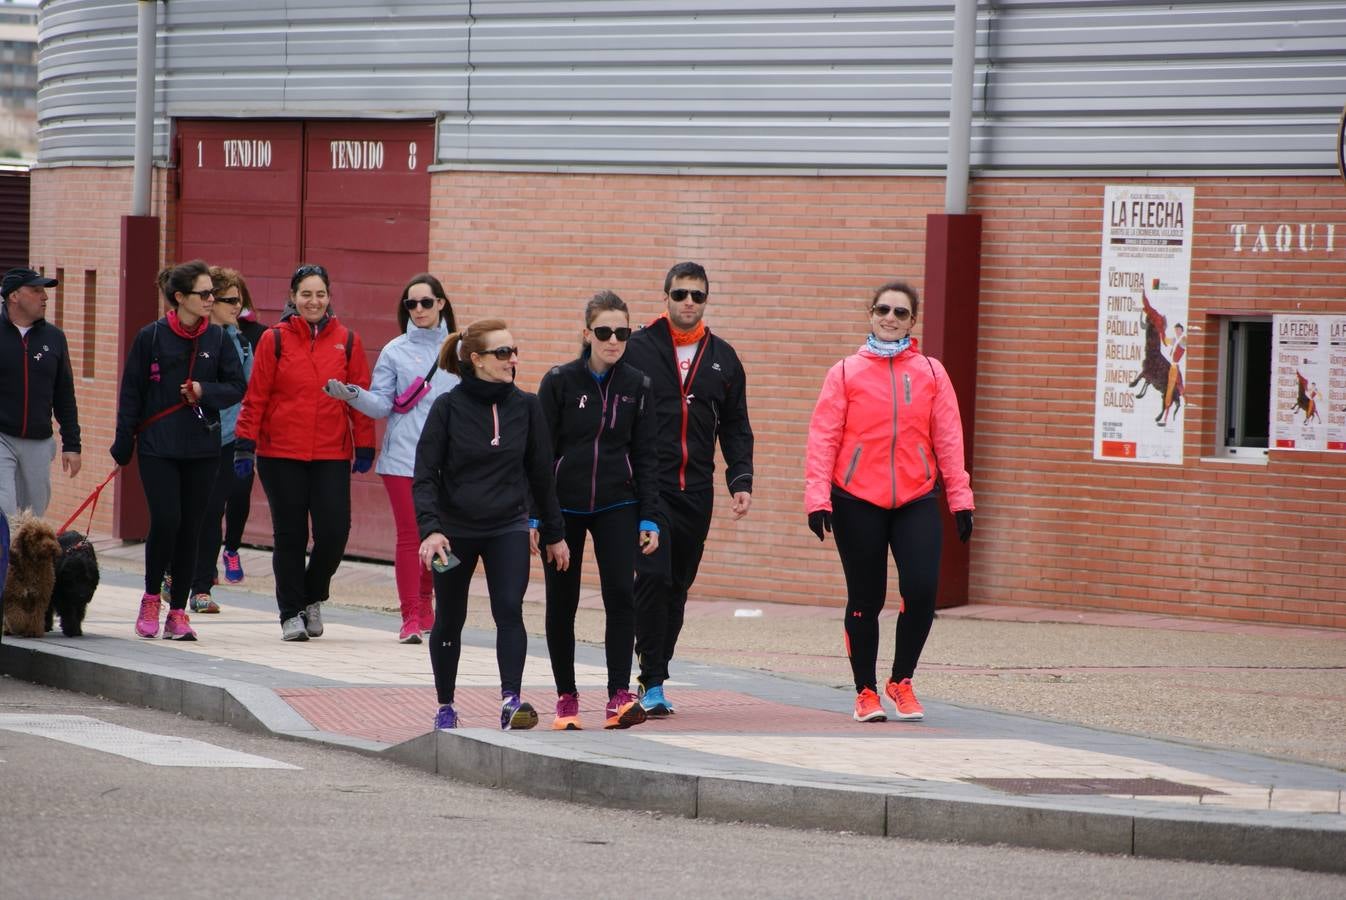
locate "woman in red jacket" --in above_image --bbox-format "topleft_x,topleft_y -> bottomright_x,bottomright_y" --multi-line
234,264 -> 375,642
804,280 -> 974,724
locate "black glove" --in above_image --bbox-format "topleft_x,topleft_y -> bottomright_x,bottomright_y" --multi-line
110,433 -> 134,467
955,509 -> 974,544
234,438 -> 256,479
352,447 -> 375,474
807,510 -> 832,542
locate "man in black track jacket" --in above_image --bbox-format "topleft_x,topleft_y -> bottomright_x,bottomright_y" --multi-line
0,268 -> 81,517
621,261 -> 754,716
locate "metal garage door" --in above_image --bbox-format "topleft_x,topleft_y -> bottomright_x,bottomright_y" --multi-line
176,118 -> 434,560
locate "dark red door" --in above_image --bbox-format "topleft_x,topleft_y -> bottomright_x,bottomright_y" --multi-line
301,120 -> 434,557
173,118 -> 433,561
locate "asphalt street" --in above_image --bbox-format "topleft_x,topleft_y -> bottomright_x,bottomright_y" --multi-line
3,679 -> 1345,900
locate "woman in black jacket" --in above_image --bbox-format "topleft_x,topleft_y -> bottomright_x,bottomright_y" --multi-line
111,259 -> 246,641
537,291 -> 662,731
413,318 -> 569,731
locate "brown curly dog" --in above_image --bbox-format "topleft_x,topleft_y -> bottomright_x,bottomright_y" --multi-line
1,511 -> 62,638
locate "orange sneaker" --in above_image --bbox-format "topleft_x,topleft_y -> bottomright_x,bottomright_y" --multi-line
884,677 -> 925,721
852,687 -> 887,722
551,692 -> 582,731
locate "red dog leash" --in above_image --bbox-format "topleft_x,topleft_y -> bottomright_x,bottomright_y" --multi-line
57,467 -> 120,536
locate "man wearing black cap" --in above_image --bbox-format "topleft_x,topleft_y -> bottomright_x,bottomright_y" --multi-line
0,267 -> 81,517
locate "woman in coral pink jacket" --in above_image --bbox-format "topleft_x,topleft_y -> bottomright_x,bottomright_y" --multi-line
804,280 -> 974,725
234,264 -> 375,642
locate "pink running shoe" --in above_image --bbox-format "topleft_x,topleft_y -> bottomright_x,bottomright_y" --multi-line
135,593 -> 162,638
162,609 -> 197,641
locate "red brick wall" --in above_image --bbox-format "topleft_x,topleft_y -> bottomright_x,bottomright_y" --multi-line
32,166 -> 1346,628
32,166 -> 172,538
970,178 -> 1346,628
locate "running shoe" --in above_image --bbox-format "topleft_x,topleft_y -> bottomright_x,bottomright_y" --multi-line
398,622 -> 422,644
222,549 -> 244,583
638,684 -> 674,718
551,692 -> 582,731
281,616 -> 309,642
190,593 -> 221,614
433,704 -> 458,730
134,593 -> 162,638
500,692 -> 538,731
853,687 -> 887,723
884,677 -> 925,721
302,602 -> 324,637
159,573 -> 172,598
604,689 -> 647,730
162,609 -> 197,641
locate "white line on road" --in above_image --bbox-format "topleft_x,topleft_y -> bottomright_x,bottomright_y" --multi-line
0,714 -> 301,769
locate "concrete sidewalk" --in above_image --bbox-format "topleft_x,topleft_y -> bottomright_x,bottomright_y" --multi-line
2,543 -> 1344,874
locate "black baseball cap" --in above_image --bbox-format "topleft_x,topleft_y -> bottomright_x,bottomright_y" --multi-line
1,268 -> 59,299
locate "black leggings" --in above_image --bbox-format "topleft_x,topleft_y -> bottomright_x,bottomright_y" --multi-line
545,504 -> 640,698
831,489 -> 942,693
633,489 -> 712,689
138,454 -> 214,610
191,441 -> 235,594
223,450 -> 254,552
257,457 -> 351,622
428,530 -> 531,705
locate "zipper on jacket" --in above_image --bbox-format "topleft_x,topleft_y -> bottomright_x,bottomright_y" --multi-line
918,445 -> 932,481
490,403 -> 501,446
20,334 -> 29,437
589,379 -> 610,510
670,332 -> 708,491
887,357 -> 899,507
903,372 -> 912,405
843,446 -> 862,486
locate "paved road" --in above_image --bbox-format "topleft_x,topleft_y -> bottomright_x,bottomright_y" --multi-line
4,679 -> 1344,900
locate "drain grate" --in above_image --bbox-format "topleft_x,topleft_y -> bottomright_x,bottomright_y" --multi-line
966,777 -> 1221,797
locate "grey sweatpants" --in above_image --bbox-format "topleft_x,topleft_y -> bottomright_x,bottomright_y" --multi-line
0,432 -> 56,517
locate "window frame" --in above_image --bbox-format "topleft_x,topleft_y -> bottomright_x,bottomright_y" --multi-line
1212,315 -> 1271,462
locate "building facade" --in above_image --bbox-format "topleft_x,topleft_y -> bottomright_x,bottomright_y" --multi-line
30,1 -> 1346,626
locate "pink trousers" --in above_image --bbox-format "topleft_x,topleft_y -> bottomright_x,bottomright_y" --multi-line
383,474 -> 434,631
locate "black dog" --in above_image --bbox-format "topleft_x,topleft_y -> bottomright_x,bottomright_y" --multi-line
46,531 -> 99,637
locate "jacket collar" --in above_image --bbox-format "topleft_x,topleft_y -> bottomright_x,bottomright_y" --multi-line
406,318 -> 449,345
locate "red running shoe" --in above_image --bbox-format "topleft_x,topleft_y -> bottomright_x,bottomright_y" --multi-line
853,687 -> 887,723
884,677 -> 925,721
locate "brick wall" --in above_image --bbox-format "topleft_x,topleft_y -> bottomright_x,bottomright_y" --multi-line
32,166 -> 171,538
32,166 -> 1346,628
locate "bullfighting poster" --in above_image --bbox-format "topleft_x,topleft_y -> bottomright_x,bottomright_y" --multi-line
1270,314 -> 1346,452
1093,185 -> 1195,465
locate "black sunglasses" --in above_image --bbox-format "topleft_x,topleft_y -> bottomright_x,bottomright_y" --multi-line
293,264 -> 328,279
479,345 -> 519,361
669,288 -> 708,303
214,295 -> 243,306
183,288 -> 215,299
403,296 -> 438,310
590,326 -> 632,342
871,304 -> 913,321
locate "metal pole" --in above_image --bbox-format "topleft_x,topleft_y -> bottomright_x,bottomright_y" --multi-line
131,0 -> 157,217
945,0 -> 977,214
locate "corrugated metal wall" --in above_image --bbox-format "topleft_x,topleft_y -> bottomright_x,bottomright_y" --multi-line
36,0 -> 1346,173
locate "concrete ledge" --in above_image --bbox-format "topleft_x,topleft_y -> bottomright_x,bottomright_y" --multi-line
889,793 -> 1135,855
700,778 -> 887,836
1135,815 -> 1346,875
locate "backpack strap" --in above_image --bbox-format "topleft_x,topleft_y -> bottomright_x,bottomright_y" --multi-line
272,322 -> 355,367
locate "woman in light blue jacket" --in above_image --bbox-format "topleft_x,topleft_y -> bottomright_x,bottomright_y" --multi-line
325,273 -> 458,642
189,267 -> 257,614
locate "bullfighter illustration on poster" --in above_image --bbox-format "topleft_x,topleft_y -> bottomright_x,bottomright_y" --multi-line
1093,185 -> 1195,464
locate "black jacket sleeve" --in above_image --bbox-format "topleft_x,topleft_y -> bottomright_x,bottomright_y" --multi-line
52,332 -> 81,453
524,394 -> 565,545
528,367 -> 563,522
197,327 -> 246,412
718,343 -> 754,495
413,394 -> 451,539
630,374 -> 665,529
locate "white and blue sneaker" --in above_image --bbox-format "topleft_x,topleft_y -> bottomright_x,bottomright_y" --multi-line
433,704 -> 458,730
500,692 -> 538,731
638,683 -> 674,718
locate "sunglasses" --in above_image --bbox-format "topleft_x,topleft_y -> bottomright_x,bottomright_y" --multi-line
403,296 -> 439,310
590,326 -> 632,342
184,288 -> 215,299
669,288 -> 708,303
871,304 -> 913,321
293,264 -> 328,279
479,346 -> 519,361
214,295 -> 243,306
